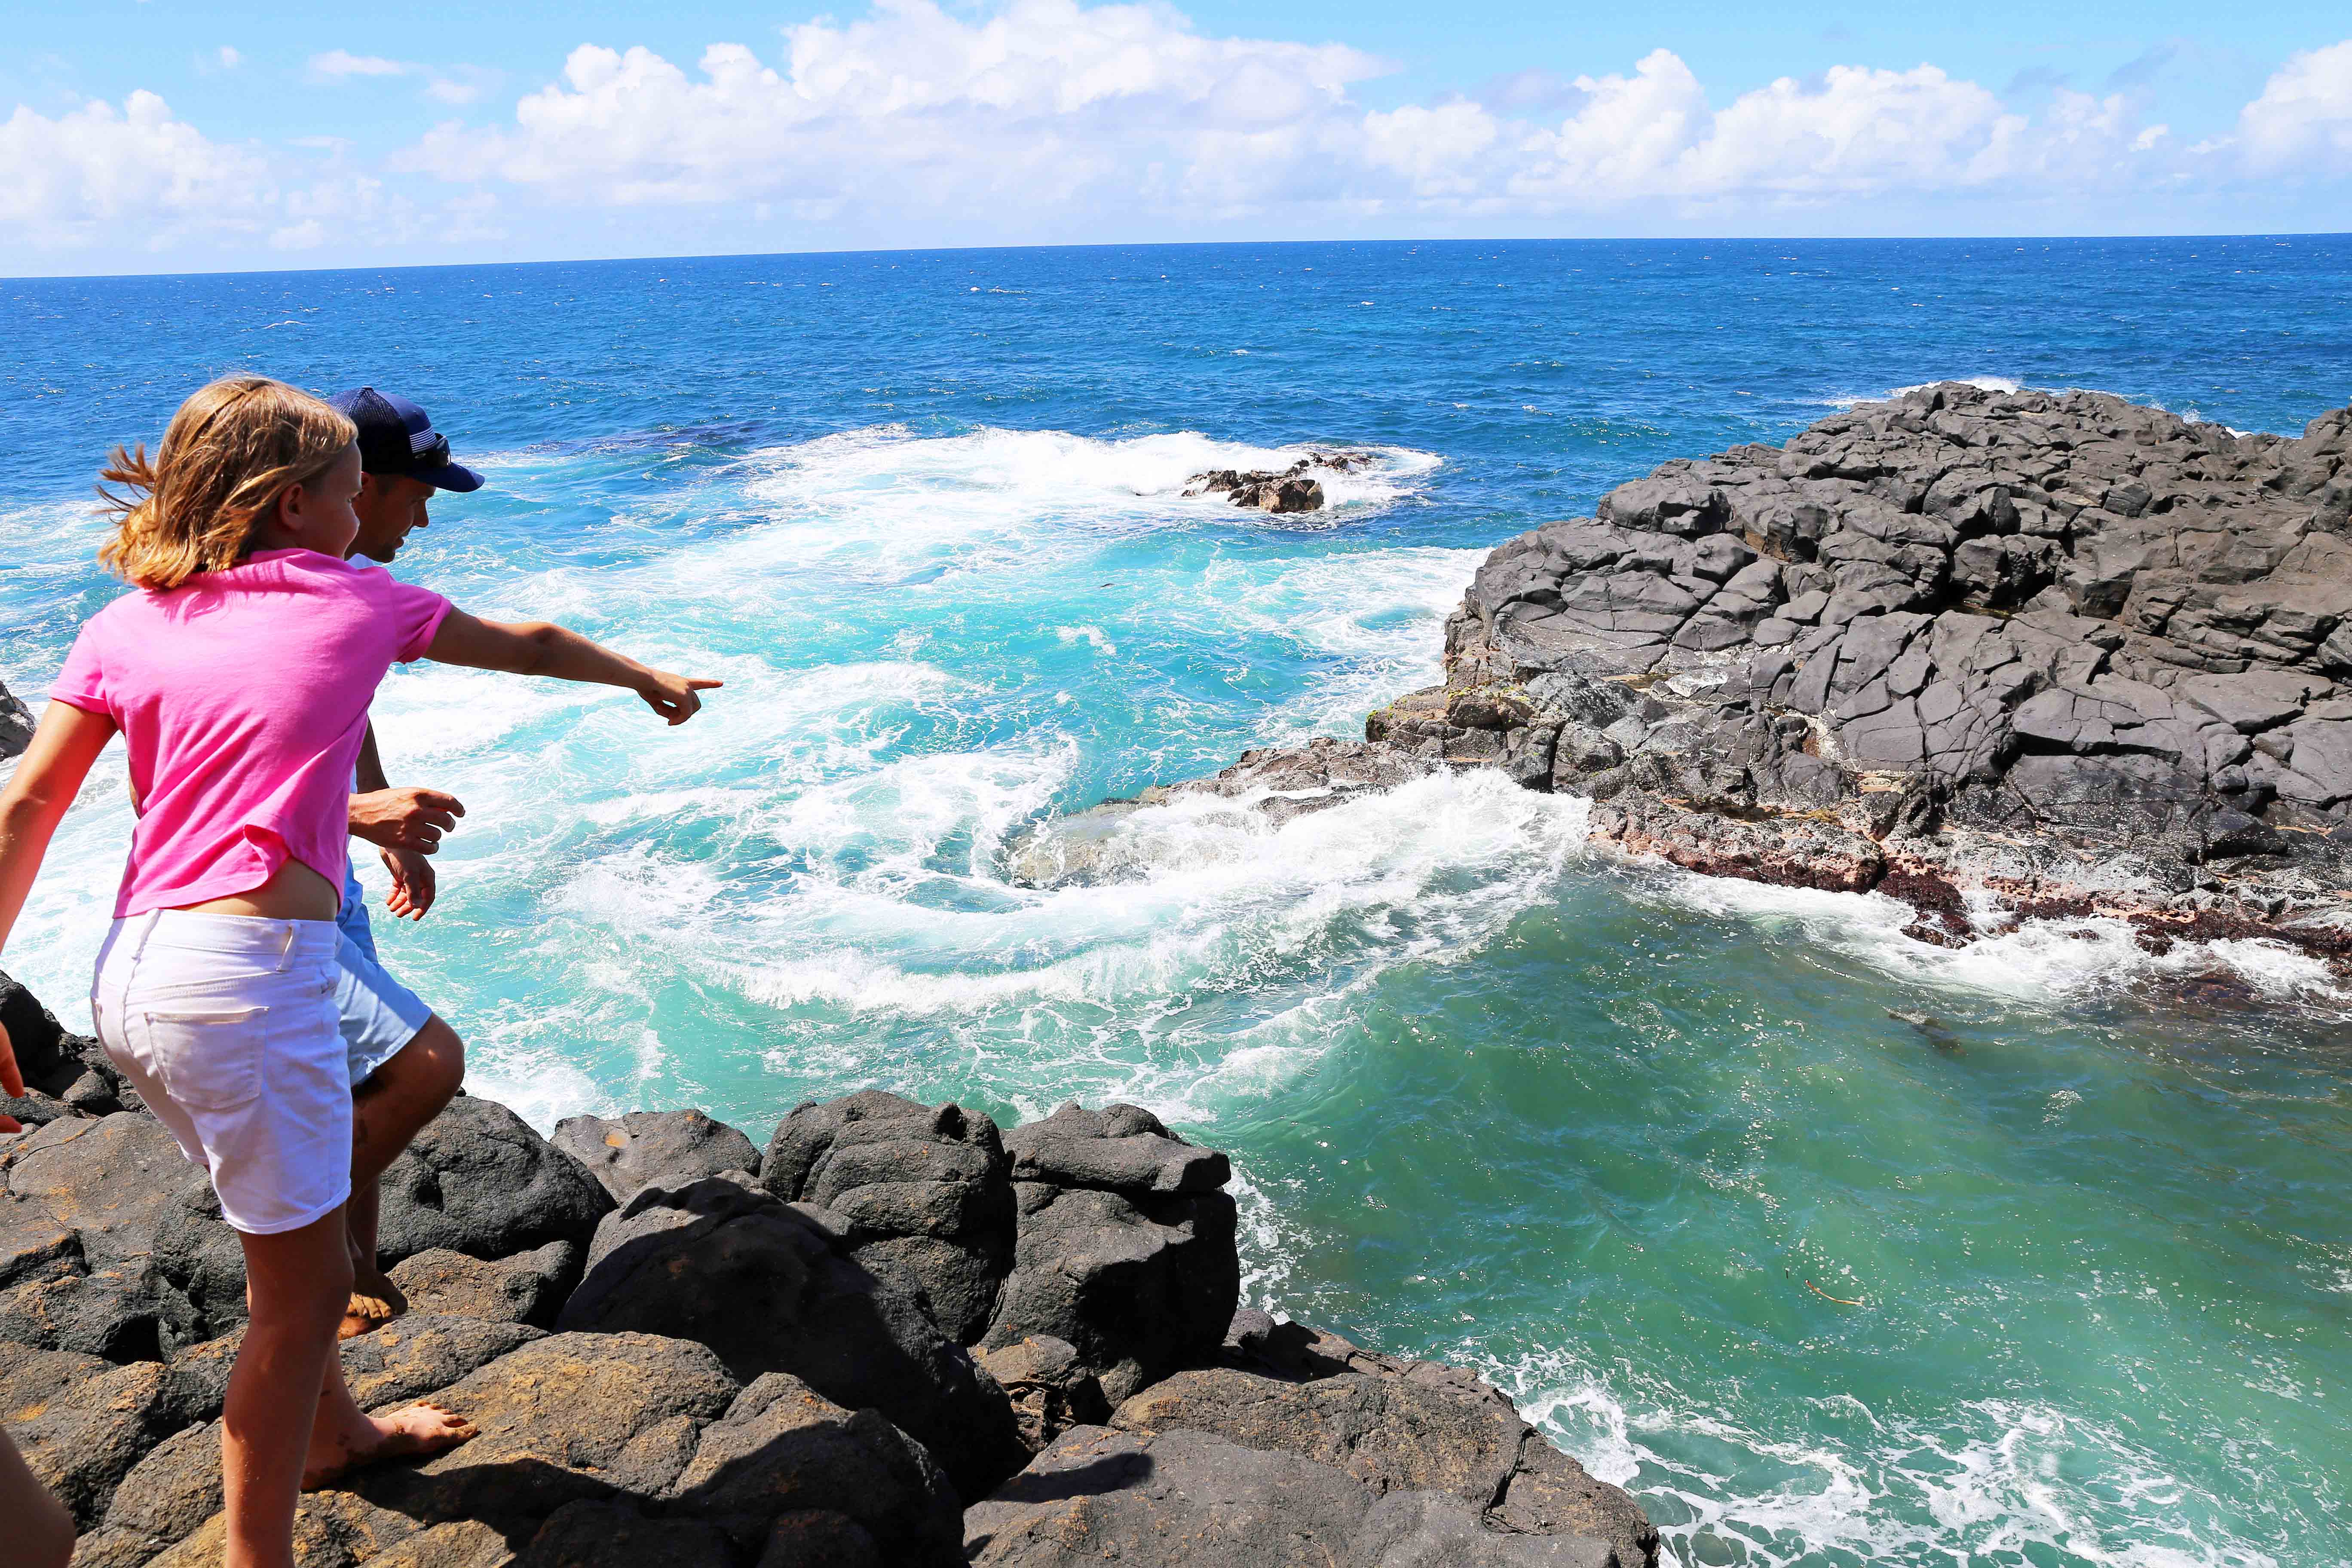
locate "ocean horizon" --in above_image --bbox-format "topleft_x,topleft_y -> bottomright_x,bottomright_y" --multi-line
6,234 -> 2350,1565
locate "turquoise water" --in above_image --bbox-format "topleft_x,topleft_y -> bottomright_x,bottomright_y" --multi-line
4,240 -> 2350,1563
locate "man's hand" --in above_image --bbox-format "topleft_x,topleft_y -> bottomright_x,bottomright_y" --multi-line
380,847 -> 438,921
1,1017 -> 22,1133
350,787 -> 466,854
637,671 -> 723,726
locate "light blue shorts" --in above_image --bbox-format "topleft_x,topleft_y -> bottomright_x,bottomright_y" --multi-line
338,862 -> 433,1088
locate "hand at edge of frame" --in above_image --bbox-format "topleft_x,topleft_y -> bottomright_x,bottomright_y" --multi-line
639,671 -> 723,726
351,787 -> 467,854
382,846 -> 438,921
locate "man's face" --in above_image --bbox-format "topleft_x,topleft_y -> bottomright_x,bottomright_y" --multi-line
349,472 -> 437,562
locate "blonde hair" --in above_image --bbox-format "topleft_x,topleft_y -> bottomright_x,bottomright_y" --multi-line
95,377 -> 356,591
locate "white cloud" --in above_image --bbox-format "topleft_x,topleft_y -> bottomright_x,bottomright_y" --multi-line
0,91 -> 271,239
8,6 -> 2352,266
0,90 -> 414,256
396,0 -> 1385,211
2236,39 -> 2352,171
396,2 -> 2233,226
215,46 -> 241,70
309,50 -> 410,81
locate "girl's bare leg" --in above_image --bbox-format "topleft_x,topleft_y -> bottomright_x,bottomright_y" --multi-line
227,1210 -> 352,1568
0,1427 -> 74,1568
229,1207 -> 474,1568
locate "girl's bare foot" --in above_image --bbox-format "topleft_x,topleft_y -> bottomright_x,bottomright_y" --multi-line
302,1401 -> 475,1490
337,1270 -> 407,1340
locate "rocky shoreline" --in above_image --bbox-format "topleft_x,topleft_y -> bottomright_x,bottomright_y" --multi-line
1022,385 -> 2352,968
0,969 -> 1656,1568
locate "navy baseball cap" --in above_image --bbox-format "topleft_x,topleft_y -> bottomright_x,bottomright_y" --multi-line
328,387 -> 484,493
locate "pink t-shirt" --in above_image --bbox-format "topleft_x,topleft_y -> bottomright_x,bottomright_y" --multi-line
51,549 -> 452,917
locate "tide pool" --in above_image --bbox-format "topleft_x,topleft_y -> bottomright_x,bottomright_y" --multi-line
5,238 -> 2350,1564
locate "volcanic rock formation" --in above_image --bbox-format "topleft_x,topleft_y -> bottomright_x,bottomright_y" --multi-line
0,968 -> 1654,1568
1029,385 -> 2352,959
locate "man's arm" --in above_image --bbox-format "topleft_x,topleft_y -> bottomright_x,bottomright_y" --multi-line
348,719 -> 450,920
425,612 -> 720,724
349,717 -> 463,855
356,722 -> 390,795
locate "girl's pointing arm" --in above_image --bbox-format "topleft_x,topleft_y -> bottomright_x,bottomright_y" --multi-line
423,609 -> 722,726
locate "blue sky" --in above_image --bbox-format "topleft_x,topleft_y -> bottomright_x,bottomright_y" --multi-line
4,0 -> 2348,274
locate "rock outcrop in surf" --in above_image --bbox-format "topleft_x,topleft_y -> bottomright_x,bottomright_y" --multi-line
0,969 -> 1655,1568
1185,450 -> 1374,513
1028,385 -> 2352,961
0,678 -> 33,760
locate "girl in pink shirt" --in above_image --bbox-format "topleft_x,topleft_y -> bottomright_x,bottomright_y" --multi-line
0,377 -> 718,1568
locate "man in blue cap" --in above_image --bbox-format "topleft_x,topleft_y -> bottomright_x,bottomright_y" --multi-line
327,387 -> 485,1335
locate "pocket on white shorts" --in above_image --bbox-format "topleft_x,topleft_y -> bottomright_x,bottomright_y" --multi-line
138,1004 -> 270,1112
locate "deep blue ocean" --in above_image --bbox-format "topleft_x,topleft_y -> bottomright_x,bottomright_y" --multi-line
6,238 -> 2352,1565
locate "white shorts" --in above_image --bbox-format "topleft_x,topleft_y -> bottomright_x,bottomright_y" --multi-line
91,911 -> 350,1236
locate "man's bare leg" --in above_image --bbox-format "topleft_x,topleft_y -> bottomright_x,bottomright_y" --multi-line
0,1427 -> 74,1568
231,1207 -> 472,1568
340,1016 -> 465,1338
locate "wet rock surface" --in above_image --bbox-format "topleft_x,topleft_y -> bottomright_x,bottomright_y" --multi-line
1183,450 -> 1372,514
0,677 -> 32,759
1050,387 -> 2352,962
0,966 -> 1652,1567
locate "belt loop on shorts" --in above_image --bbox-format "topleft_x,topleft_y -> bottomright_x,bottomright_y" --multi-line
279,919 -> 297,968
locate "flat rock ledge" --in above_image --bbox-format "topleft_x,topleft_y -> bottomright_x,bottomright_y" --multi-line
0,973 -> 1655,1568
1019,385 -> 2352,971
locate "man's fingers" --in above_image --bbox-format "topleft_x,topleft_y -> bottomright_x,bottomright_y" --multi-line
413,790 -> 466,818
0,1021 -> 24,1099
686,679 -> 724,691
0,1115 -> 21,1135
